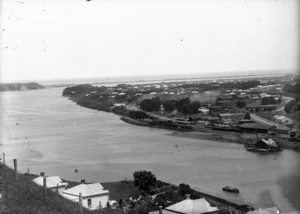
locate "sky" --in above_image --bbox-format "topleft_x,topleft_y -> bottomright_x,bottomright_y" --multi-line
0,0 -> 299,83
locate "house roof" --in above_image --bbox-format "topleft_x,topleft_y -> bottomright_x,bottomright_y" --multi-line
62,183 -> 109,197
218,113 -> 244,117
239,123 -> 276,130
246,207 -> 280,214
259,138 -> 277,147
165,198 -> 218,214
32,176 -> 68,188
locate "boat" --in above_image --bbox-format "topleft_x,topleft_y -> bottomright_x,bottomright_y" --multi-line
222,186 -> 239,193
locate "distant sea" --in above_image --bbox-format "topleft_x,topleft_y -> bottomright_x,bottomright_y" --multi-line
38,70 -> 297,87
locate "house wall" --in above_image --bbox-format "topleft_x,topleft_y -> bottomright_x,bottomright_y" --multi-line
48,186 -> 66,194
82,194 -> 109,210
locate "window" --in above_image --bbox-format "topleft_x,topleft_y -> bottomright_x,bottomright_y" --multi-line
87,199 -> 92,207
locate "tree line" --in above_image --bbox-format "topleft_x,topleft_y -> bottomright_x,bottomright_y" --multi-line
139,97 -> 202,114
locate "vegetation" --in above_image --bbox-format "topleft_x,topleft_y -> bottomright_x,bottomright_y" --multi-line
0,165 -> 96,214
172,80 -> 260,91
63,85 -> 114,112
128,111 -> 149,120
284,99 -> 298,114
129,170 -> 245,214
261,96 -> 282,105
0,82 -> 44,92
236,100 -> 247,109
139,97 -> 201,114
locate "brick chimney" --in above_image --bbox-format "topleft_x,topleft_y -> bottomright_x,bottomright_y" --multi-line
40,172 -> 45,176
159,206 -> 163,214
186,194 -> 190,199
81,179 -> 85,184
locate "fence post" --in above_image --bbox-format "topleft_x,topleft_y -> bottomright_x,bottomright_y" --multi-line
98,201 -> 102,213
2,153 -> 5,165
13,159 -> 17,180
79,192 -> 83,214
56,183 -> 59,195
43,174 -> 47,199
27,168 -> 30,186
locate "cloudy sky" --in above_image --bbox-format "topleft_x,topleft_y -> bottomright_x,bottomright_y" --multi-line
0,0 -> 299,83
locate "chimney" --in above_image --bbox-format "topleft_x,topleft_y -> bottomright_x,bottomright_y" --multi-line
159,206 -> 163,214
40,172 -> 45,176
81,179 -> 85,184
186,194 -> 190,199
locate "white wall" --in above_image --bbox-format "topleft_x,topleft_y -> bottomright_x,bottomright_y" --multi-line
82,194 -> 109,210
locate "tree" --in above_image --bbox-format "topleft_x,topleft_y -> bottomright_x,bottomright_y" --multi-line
162,100 -> 177,112
139,98 -> 161,112
244,112 -> 251,120
187,101 -> 201,114
133,171 -> 157,192
236,100 -> 246,109
178,183 -> 192,196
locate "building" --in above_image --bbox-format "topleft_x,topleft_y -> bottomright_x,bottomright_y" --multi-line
149,197 -> 218,214
239,123 -> 276,134
273,115 -> 293,125
198,107 -> 210,115
254,138 -> 280,151
32,175 -> 68,194
62,182 -> 109,210
218,113 -> 245,122
246,207 -> 280,214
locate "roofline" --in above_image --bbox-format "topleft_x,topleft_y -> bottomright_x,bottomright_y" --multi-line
165,209 -> 218,214
62,191 -> 109,198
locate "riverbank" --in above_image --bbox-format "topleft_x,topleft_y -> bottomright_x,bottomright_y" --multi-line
0,163 -> 251,214
121,115 -> 300,151
167,130 -> 300,151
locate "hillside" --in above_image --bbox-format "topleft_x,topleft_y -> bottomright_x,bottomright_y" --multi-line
0,82 -> 44,92
0,165 -> 119,214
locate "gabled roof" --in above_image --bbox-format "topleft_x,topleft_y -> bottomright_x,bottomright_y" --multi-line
62,183 -> 109,197
32,176 -> 68,188
259,138 -> 277,147
165,198 -> 218,214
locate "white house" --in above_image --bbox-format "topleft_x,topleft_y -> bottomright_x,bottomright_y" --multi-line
198,107 -> 210,115
62,183 -> 109,210
149,196 -> 218,214
32,176 -> 68,194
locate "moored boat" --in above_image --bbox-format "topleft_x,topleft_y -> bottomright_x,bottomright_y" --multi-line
222,186 -> 239,193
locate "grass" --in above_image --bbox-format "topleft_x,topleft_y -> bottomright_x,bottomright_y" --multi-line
0,165 -> 121,214
102,181 -> 138,201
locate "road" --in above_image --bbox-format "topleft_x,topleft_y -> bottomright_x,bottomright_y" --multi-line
250,113 -> 289,129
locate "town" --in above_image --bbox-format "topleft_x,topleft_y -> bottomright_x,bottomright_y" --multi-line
63,73 -> 300,152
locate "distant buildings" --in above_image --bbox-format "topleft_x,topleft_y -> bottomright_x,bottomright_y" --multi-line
218,113 -> 245,122
239,123 -> 277,134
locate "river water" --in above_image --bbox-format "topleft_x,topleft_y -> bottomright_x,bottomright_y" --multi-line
0,87 -> 299,212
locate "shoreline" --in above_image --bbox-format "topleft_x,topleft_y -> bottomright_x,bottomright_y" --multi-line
120,115 -> 300,152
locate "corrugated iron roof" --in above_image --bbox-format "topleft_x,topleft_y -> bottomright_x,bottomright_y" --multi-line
260,138 -> 277,147
62,183 -> 109,197
32,176 -> 68,188
165,198 -> 218,214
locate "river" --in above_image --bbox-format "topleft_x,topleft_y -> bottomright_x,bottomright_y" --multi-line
0,87 -> 299,212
